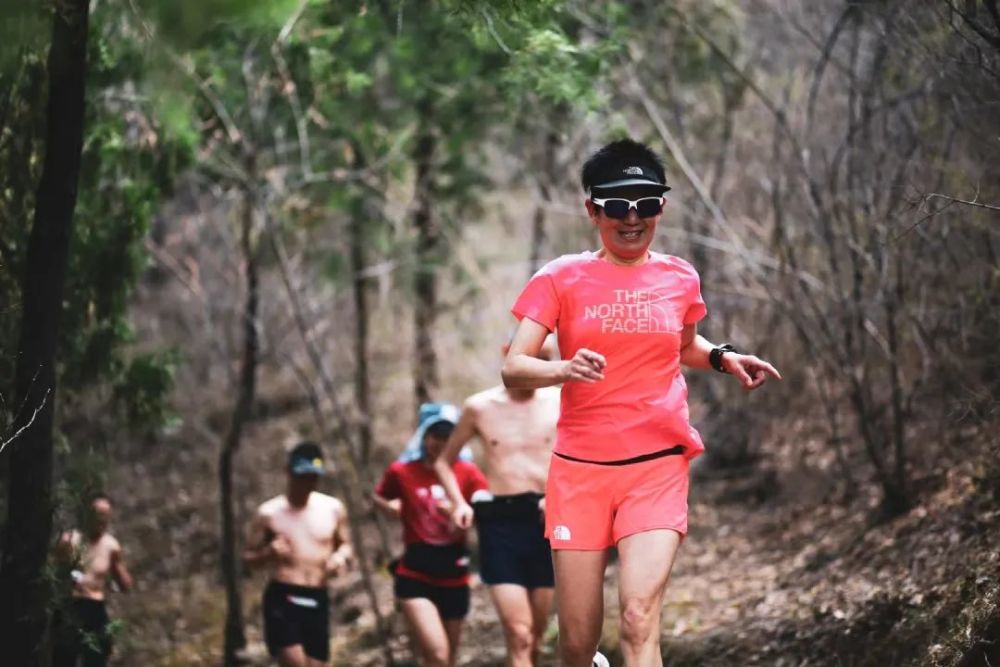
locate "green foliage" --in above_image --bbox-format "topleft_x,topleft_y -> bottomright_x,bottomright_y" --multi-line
1,1 -> 199,443
0,0 -> 49,70
112,350 -> 180,431
135,0 -> 301,46
501,26 -> 610,108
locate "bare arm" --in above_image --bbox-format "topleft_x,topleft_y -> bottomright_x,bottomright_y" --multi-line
433,402 -> 479,527
242,512 -> 279,569
53,530 -> 76,565
502,317 -> 605,389
110,545 -> 134,593
679,325 -> 781,389
372,492 -> 402,520
326,503 -> 354,576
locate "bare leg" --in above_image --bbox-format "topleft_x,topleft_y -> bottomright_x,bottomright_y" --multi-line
528,586 -> 555,664
443,618 -> 464,667
553,549 -> 607,667
400,598 -> 451,667
276,644 -> 310,667
490,584 -> 537,667
616,530 -> 682,667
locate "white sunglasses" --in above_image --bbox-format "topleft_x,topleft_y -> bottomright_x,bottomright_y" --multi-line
590,196 -> 665,219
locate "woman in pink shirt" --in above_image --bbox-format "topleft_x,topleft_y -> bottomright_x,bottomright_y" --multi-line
503,139 -> 780,667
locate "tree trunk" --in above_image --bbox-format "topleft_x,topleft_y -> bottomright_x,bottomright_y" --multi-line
220,155 -> 259,666
349,153 -> 375,467
0,1 -> 90,664
412,105 -> 438,409
528,129 -> 559,280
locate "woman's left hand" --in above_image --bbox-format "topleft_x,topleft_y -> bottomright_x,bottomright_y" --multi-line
723,353 -> 782,390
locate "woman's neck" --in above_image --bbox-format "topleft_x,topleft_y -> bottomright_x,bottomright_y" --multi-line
596,247 -> 650,266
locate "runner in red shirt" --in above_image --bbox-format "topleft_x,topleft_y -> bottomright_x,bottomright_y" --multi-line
503,139 -> 781,667
374,403 -> 488,667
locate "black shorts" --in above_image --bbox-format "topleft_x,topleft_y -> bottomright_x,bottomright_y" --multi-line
262,581 -> 330,661
394,575 -> 471,620
52,598 -> 112,667
475,493 -> 554,589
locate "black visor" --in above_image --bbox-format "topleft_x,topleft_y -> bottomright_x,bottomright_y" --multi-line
588,162 -> 670,194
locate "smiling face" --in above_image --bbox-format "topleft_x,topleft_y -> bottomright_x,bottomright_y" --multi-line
586,185 -> 665,264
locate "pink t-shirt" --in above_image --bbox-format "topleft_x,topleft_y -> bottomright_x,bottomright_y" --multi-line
512,251 -> 708,462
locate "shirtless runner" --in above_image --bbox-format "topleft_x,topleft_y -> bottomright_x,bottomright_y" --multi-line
243,441 -> 353,667
434,336 -> 561,667
52,493 -> 134,667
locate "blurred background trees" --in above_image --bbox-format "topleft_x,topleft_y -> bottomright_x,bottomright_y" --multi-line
0,0 -> 997,664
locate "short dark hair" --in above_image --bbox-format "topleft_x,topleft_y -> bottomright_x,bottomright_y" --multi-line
581,139 -> 666,192
424,421 -> 455,441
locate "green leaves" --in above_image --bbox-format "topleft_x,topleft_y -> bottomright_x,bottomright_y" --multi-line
133,0 -> 302,47
112,350 -> 180,430
502,26 -> 610,109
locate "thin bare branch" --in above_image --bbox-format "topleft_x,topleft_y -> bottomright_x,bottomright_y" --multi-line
271,0 -> 312,178
621,62 -> 766,283
0,387 -> 51,455
925,192 -> 1000,212
481,7 -> 513,55
170,52 -> 244,147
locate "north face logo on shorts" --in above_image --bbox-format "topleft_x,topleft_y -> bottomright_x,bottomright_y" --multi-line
552,525 -> 572,541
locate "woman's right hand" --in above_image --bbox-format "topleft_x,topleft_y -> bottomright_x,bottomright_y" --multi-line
562,348 -> 606,383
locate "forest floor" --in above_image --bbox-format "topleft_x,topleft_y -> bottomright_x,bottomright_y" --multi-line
320,435 -> 1000,667
109,413 -> 999,667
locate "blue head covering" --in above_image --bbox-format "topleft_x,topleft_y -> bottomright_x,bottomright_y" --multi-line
397,402 -> 474,462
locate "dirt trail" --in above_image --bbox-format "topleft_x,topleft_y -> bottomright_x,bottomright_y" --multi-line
321,458 -> 998,667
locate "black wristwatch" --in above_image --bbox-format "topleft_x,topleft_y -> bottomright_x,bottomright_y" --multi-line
709,344 -> 737,373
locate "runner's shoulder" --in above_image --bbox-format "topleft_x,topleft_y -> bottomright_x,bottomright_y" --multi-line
534,252 -> 596,277
465,386 -> 505,411
59,528 -> 81,545
309,491 -> 344,511
102,533 -> 122,552
650,252 -> 700,278
258,494 -> 287,516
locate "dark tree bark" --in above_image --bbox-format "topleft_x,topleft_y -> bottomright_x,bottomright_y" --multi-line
411,103 -> 438,409
0,1 -> 90,664
349,149 -> 375,467
528,129 -> 559,280
220,154 -> 259,666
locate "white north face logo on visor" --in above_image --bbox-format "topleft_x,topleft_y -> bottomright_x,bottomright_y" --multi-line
552,525 -> 572,541
623,166 -> 644,175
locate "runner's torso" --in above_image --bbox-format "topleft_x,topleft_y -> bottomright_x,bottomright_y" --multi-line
67,531 -> 118,601
512,251 -> 708,462
378,460 -> 487,545
468,385 -> 560,495
259,493 -> 342,587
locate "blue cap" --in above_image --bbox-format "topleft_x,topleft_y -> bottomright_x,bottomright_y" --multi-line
397,402 -> 473,463
288,441 -> 325,476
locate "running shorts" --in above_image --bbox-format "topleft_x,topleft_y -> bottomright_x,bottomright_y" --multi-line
52,598 -> 112,667
544,447 -> 689,550
394,575 -> 471,619
474,492 -> 554,588
262,580 -> 330,661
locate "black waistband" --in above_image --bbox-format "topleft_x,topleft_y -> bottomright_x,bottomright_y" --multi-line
473,492 -> 544,520
266,580 -> 328,601
401,543 -> 470,580
70,598 -> 107,610
553,444 -> 686,466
